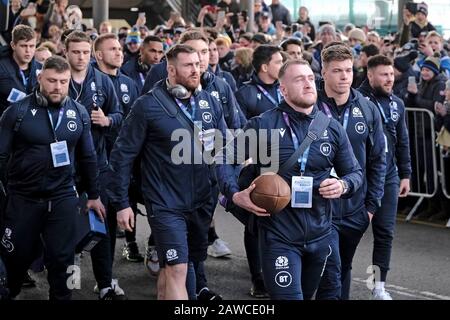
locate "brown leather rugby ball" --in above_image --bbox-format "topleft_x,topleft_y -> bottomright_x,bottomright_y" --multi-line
250,173 -> 291,214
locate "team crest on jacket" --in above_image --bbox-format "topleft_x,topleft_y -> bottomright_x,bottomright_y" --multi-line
66,109 -> 77,119
120,83 -> 128,92
122,94 -> 130,104
210,91 -> 220,101
199,100 -> 210,109
352,107 -> 363,118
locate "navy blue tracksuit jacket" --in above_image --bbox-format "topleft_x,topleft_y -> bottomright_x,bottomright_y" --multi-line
215,102 -> 363,245
317,88 -> 387,217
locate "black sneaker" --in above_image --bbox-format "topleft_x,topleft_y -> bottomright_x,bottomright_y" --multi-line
197,287 -> 223,300
122,242 -> 144,262
99,288 -> 127,300
249,279 -> 269,298
21,271 -> 36,288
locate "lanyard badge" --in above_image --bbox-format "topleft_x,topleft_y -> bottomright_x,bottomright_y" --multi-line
48,107 -> 70,167
282,112 -> 314,208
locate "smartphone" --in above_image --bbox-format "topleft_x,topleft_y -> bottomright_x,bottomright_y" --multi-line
207,5 -> 217,14
408,76 -> 416,85
217,10 -> 225,21
139,12 -> 146,19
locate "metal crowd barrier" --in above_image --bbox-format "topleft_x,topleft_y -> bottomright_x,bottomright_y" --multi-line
438,146 -> 450,228
404,108 -> 439,221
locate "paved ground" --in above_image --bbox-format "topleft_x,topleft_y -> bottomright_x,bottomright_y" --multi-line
17,204 -> 450,300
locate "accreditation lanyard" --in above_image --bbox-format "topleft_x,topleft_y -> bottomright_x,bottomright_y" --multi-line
174,96 -> 201,130
139,73 -> 145,85
256,85 -> 281,107
19,69 -> 28,87
282,112 -> 309,175
47,107 -> 65,142
373,96 -> 394,125
321,102 -> 350,130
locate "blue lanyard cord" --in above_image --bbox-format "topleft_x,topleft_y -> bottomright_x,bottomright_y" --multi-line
282,112 -> 310,174
256,85 -> 280,107
175,96 -> 201,129
139,73 -> 145,85
321,102 -> 350,130
47,107 -> 65,142
19,69 -> 28,87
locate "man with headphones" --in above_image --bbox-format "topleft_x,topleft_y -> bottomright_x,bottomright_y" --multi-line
121,35 -> 164,94
0,56 -> 105,300
64,31 -> 125,300
107,44 -> 229,300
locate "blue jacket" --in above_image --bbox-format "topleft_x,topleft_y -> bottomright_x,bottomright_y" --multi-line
213,65 -> 237,93
141,59 -> 245,129
120,55 -> 150,94
107,80 -> 228,212
0,94 -> 99,199
141,59 -> 167,95
358,80 -> 412,181
317,88 -> 386,217
0,47 -> 41,115
201,70 -> 246,129
235,73 -> 281,119
68,65 -> 123,171
215,102 -> 363,245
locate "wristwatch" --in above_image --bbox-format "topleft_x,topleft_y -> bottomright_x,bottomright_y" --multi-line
339,179 -> 349,195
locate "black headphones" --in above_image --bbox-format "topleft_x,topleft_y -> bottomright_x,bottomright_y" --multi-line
35,89 -> 69,108
166,79 -> 201,100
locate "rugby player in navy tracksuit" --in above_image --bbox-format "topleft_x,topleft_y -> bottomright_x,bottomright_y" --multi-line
65,31 -> 124,299
358,55 -> 411,300
215,60 -> 364,300
0,56 -> 104,300
315,44 -> 387,300
107,45 -> 229,300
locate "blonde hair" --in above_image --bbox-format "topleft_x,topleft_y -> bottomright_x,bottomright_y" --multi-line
235,47 -> 254,68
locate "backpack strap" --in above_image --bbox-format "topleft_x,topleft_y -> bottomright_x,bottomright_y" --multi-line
93,68 -> 105,108
278,111 -> 331,175
13,100 -> 29,133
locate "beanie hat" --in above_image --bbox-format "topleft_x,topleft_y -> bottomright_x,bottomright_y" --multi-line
348,28 -> 366,43
421,53 -> 441,75
394,50 -> 418,73
126,28 -> 142,44
416,2 -> 428,16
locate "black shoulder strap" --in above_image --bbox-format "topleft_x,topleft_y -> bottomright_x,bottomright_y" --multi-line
93,68 -> 105,107
278,111 -> 331,175
152,86 -> 203,151
13,100 -> 29,133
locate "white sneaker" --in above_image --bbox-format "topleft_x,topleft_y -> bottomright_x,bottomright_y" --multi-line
207,239 -> 232,258
144,245 -> 160,276
372,288 -> 393,300
94,278 -> 125,296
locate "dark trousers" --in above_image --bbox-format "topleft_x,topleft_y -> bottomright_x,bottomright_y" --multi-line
259,228 -> 332,300
89,171 -> 115,290
316,210 -> 370,300
372,176 -> 400,282
1,193 -> 78,300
